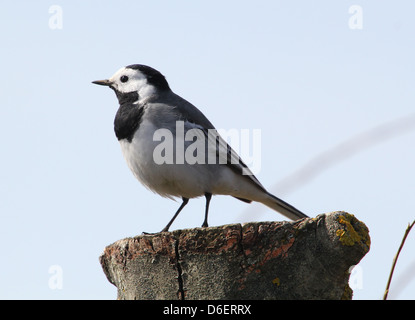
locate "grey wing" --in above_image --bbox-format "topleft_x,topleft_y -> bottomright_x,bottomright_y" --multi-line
205,128 -> 267,193
172,95 -> 267,197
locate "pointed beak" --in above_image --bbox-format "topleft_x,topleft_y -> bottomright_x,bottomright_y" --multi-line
92,79 -> 112,86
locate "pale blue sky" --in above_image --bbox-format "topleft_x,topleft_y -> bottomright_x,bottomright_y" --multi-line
1,1 -> 415,299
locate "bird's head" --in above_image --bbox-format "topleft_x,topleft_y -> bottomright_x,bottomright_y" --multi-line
92,64 -> 170,104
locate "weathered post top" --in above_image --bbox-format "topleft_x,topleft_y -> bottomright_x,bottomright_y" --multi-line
100,211 -> 370,300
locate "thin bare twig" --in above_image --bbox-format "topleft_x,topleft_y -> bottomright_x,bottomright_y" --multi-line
383,220 -> 415,300
238,112 -> 415,222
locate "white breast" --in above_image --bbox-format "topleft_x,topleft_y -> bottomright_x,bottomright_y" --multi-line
119,118 -> 209,199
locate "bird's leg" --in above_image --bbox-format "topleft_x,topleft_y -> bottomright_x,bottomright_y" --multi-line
201,193 -> 212,228
160,197 -> 189,232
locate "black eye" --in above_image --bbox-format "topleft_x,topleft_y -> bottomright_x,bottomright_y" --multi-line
120,75 -> 129,83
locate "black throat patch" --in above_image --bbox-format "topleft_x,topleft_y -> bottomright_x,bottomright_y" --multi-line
113,90 -> 145,142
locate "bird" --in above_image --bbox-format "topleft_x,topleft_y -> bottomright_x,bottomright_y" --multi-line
92,64 -> 308,232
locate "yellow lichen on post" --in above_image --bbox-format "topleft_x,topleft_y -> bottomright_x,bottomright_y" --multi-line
272,277 -> 280,286
335,213 -> 370,250
341,284 -> 353,300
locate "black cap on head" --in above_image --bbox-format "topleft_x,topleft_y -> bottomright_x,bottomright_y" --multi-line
126,64 -> 170,91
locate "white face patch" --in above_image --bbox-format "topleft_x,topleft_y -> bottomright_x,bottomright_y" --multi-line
109,67 -> 156,102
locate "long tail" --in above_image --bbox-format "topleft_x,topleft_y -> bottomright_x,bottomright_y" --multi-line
260,192 -> 308,220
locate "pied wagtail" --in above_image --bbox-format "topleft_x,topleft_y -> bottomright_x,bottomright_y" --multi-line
93,64 -> 308,232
